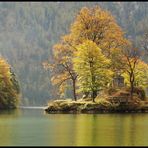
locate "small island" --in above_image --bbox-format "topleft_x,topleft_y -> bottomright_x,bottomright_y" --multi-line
44,6 -> 148,114
45,75 -> 148,113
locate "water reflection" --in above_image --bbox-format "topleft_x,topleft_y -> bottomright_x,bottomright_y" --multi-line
0,109 -> 148,146
45,113 -> 148,146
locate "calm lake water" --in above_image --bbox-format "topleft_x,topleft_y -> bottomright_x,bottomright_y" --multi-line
0,108 -> 148,146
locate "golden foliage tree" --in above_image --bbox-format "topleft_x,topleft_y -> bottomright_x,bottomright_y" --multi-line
70,6 -> 130,73
43,40 -> 78,100
0,57 -> 20,109
44,6 -> 131,100
121,46 -> 141,99
73,40 -> 113,102
123,59 -> 148,89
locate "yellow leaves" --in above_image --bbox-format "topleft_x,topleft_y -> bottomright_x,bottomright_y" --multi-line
51,73 -> 69,85
0,56 -> 19,107
53,43 -> 67,55
135,61 -> 148,83
73,40 -> 113,93
53,40 -> 74,59
42,62 -> 53,70
74,40 -> 111,72
0,57 -> 11,86
75,40 -> 101,56
45,5 -> 136,98
51,72 -> 70,97
69,6 -> 131,71
123,60 -> 148,88
62,33 -> 76,45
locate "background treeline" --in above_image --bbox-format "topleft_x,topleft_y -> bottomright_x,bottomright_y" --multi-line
0,2 -> 147,105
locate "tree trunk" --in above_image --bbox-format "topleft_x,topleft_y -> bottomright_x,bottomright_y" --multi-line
72,79 -> 77,101
91,72 -> 97,102
130,72 -> 135,100
91,90 -> 97,102
130,80 -> 134,100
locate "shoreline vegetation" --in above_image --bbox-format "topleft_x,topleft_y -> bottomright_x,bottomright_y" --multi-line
44,6 -> 148,114
45,99 -> 148,114
1,3 -> 148,107
45,87 -> 148,114
0,57 -> 20,110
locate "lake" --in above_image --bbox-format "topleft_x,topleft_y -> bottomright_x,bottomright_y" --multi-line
0,107 -> 148,146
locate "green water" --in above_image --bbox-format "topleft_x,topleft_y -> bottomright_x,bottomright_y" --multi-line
0,108 -> 148,146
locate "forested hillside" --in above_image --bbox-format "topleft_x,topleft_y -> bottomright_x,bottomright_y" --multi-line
0,2 -> 147,105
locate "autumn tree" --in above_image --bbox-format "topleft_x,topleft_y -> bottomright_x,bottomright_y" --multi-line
121,46 -> 141,99
0,57 -> 20,109
73,40 -> 113,102
44,6 -> 130,101
70,6 -> 130,73
43,40 -> 78,101
123,60 -> 148,88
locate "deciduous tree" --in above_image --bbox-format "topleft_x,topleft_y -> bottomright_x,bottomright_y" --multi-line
123,60 -> 148,88
70,6 -> 130,73
0,57 -> 20,109
121,46 -> 141,99
43,41 -> 78,101
73,40 -> 113,102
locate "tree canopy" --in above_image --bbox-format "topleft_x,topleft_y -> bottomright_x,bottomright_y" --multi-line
73,40 -> 113,101
45,5 -> 148,101
1,2 -> 148,104
0,57 -> 20,109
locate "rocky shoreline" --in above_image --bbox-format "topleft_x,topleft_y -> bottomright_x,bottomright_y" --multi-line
44,99 -> 148,114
